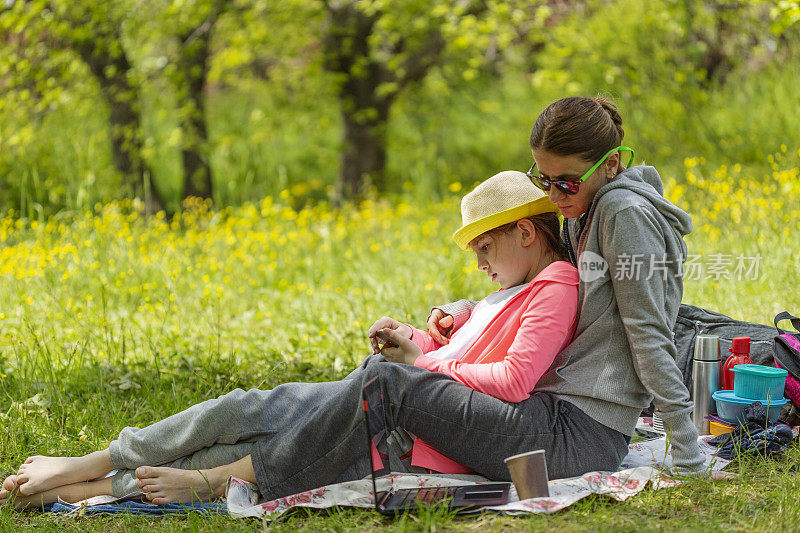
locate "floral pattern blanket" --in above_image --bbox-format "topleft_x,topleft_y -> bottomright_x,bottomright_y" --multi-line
225,432 -> 729,519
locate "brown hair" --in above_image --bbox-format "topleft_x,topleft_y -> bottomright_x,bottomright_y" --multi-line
529,96 -> 625,169
486,212 -> 568,261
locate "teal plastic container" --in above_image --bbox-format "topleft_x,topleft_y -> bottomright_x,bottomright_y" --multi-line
733,364 -> 787,401
712,390 -> 788,424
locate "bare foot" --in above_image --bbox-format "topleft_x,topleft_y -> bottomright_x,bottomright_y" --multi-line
711,470 -> 738,481
2,477 -> 112,510
136,466 -> 227,505
3,474 -> 19,492
0,474 -> 19,504
16,450 -> 114,496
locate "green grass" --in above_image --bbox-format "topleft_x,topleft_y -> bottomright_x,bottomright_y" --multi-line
1,181 -> 799,530
1,10 -> 799,528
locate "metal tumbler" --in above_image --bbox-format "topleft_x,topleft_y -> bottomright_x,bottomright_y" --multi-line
691,335 -> 721,435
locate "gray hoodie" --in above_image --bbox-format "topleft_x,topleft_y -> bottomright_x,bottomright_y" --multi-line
536,165 -> 704,473
438,165 -> 705,472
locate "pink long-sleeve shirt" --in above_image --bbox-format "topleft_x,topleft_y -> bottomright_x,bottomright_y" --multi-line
408,260 -> 579,473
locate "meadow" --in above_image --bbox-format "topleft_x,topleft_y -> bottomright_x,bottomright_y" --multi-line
2,0 -> 800,528
1,146 -> 799,530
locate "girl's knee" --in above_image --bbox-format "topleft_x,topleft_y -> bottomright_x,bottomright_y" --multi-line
206,388 -> 255,414
361,359 -> 427,398
361,357 -> 395,383
221,387 -> 248,397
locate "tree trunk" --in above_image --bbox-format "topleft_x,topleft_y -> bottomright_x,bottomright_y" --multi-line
76,45 -> 167,215
324,1 -> 393,200
683,0 -> 734,86
177,20 -> 215,200
323,0 -> 446,200
338,98 -> 391,199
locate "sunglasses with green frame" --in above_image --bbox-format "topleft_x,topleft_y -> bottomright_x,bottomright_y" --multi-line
526,146 -> 635,195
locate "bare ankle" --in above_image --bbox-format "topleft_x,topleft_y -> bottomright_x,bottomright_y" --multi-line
204,466 -> 231,496
81,449 -> 114,478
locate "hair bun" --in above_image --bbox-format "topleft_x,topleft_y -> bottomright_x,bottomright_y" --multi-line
592,96 -> 624,142
529,95 -> 626,163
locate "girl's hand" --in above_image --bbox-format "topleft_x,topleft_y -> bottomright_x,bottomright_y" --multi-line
368,316 -> 412,354
427,309 -> 454,345
375,328 -> 422,365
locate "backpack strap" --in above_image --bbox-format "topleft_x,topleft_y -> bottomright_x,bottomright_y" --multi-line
775,311 -> 800,333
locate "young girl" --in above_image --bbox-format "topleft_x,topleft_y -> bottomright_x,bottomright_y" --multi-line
1,170 -> 581,508
429,96 -> 705,474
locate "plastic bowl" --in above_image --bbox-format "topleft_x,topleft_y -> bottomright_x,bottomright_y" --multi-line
712,390 -> 788,424
732,364 -> 787,401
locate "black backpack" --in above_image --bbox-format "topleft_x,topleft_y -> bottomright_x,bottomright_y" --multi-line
672,304 -> 779,392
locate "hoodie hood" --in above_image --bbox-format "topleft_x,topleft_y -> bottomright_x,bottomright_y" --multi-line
594,165 -> 692,237
537,164 -> 700,441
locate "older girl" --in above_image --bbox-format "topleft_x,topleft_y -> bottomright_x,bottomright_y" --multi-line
430,96 -> 705,473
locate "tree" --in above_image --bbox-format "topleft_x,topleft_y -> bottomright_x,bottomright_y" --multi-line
160,0 -> 232,200
1,0 -> 168,214
1,0 -> 248,211
679,0 -> 775,86
321,0 -> 530,199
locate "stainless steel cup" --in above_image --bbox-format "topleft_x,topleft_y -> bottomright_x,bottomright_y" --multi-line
691,335 -> 721,435
504,450 -> 549,500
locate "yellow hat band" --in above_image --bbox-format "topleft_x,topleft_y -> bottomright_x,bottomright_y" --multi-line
452,196 -> 559,250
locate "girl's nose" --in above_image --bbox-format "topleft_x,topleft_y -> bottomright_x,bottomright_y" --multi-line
547,187 -> 564,203
477,260 -> 488,272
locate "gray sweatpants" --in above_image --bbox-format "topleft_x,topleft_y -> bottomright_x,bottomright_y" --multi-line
109,355 -> 629,499
108,363 -> 370,497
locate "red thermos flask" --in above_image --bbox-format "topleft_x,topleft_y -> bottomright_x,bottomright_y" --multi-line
722,337 -> 753,390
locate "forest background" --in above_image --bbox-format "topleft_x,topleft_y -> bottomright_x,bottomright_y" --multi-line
1,0 -> 800,530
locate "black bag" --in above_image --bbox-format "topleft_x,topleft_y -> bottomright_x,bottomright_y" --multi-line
672,304 -> 778,392
640,304 -> 780,417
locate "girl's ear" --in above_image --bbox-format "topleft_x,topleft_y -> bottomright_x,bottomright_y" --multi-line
605,151 -> 621,178
517,219 -> 537,247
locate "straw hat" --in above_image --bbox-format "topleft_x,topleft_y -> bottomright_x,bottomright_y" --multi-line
453,170 -> 559,250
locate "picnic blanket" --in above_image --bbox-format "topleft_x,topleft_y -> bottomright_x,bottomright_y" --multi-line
226,432 -> 730,519
43,421 -> 728,519
45,498 -> 226,517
